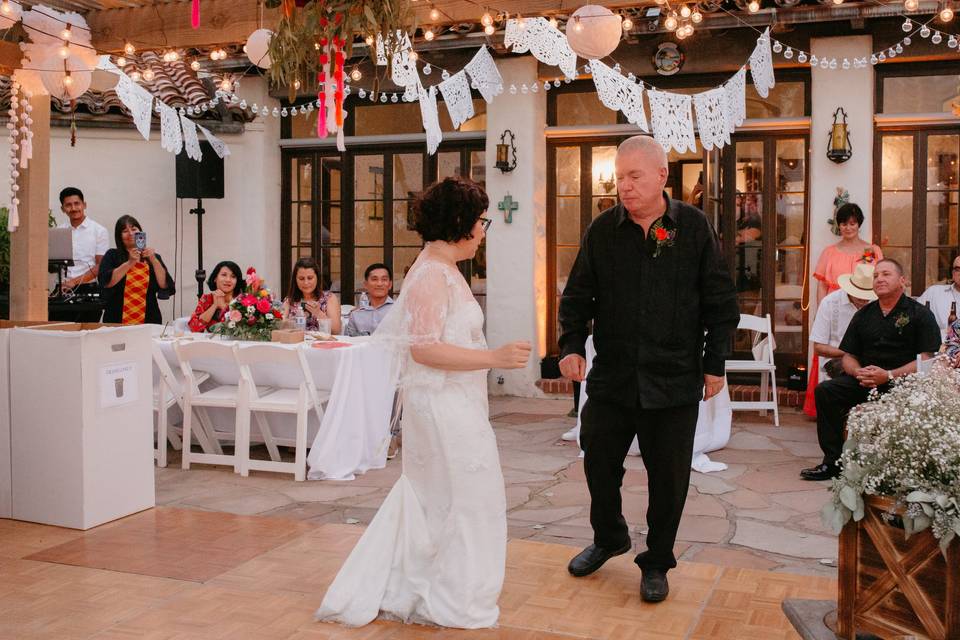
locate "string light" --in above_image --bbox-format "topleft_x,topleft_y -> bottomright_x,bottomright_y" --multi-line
832,0 -> 844,4
124,42 -> 136,56
517,14 -> 526,29
424,27 -> 435,41
481,11 -> 493,27
621,15 -> 633,30
58,43 -> 69,58
293,78 -> 301,90
61,24 -> 72,40
679,5 -> 692,18
190,59 -> 201,71
484,24 -> 495,35
220,77 -> 232,92
940,1 -> 955,21
350,67 -> 362,81
664,13 -> 678,31
0,1 -> 12,15
62,71 -> 73,87
130,69 -> 142,82
904,0 -> 919,10
116,56 -> 127,67
549,16 -> 559,29
691,10 -> 703,23
429,5 -> 440,21
748,0 -> 761,12
142,68 -> 155,82
408,49 -> 419,62
573,16 -> 583,32
364,34 -> 374,46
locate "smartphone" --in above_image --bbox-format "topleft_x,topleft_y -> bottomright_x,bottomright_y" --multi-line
134,231 -> 147,251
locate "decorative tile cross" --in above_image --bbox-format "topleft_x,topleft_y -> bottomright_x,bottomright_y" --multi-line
498,194 -> 519,223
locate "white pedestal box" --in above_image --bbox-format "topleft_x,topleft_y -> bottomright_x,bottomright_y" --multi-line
0,329 -> 10,519
10,325 -> 155,529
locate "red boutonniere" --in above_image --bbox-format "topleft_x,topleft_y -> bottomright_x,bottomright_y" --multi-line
651,220 -> 676,258
861,248 -> 876,263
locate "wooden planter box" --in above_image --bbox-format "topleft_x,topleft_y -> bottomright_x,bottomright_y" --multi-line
838,495 -> 960,639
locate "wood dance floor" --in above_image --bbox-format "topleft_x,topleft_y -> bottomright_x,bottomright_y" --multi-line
1,507 -> 836,639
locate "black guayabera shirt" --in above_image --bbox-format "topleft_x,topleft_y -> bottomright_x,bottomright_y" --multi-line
558,195 -> 740,409
838,293 -> 942,370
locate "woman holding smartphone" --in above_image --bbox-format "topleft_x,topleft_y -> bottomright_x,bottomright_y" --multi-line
282,256 -> 341,334
98,214 -> 175,325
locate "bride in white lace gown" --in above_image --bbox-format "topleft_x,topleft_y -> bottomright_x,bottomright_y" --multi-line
316,177 -> 531,629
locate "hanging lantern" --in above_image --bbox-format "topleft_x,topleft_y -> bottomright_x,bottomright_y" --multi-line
494,130 -> 517,172
245,29 -> 273,69
827,107 -> 852,163
565,5 -> 623,60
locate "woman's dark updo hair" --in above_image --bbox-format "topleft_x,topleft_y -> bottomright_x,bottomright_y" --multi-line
835,202 -> 864,227
413,176 -> 489,243
207,260 -> 244,297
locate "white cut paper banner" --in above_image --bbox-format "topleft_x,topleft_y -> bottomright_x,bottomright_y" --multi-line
647,89 -> 697,153
419,84 -> 442,155
115,74 -> 153,141
438,70 -> 475,129
197,123 -> 231,158
180,113 -> 202,161
749,28 -> 775,99
158,102 -> 183,154
504,17 -> 578,80
464,46 -> 503,103
590,60 -> 648,131
693,87 -> 728,151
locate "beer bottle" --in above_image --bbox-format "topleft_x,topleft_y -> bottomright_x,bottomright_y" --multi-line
949,301 -> 957,326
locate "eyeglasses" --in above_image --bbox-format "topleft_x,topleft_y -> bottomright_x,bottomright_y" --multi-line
479,217 -> 492,232
953,267 -> 960,272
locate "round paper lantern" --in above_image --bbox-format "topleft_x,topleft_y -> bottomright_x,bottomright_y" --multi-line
38,53 -> 92,100
565,5 -> 623,60
245,28 -> 273,69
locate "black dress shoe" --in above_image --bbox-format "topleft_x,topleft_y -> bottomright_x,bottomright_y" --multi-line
640,569 -> 669,602
800,463 -> 840,481
567,542 -> 631,577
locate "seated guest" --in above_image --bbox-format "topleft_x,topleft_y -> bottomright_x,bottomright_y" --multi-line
57,187 -> 109,293
188,260 -> 243,332
917,252 -> 960,335
809,263 -> 876,381
802,259 -> 941,481
345,263 -> 395,337
282,257 -> 342,334
98,215 -> 175,325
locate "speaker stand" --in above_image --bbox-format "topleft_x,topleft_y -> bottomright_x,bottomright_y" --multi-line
189,198 -> 206,299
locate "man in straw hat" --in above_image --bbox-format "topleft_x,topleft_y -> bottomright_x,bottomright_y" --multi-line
809,263 -> 877,383
801,258 -> 941,481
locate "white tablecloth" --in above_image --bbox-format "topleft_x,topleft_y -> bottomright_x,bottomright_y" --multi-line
154,335 -> 395,481
573,336 -> 731,473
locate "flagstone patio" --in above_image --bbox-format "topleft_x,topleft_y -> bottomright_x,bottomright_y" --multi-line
155,397 -> 840,578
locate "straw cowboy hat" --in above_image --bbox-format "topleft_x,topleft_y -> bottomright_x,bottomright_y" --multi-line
837,262 -> 878,301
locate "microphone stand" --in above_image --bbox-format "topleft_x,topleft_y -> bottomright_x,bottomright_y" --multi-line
189,198 -> 206,299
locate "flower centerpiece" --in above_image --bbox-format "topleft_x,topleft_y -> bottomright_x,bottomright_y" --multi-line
822,363 -> 960,554
210,267 -> 283,341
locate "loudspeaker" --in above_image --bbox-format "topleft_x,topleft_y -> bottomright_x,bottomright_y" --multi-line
176,141 -> 224,199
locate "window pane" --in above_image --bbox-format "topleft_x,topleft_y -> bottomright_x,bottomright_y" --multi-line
774,300 -> 804,354
289,105 -> 319,139
883,246 -> 913,294
438,151 -> 462,180
320,201 -> 340,245
881,136 -> 914,190
355,102 -> 423,135
354,248 -> 383,303
926,190 -> 958,246
292,157 -> 312,201
320,157 -> 342,200
776,248 -> 805,289
393,246 -> 420,292
927,134 -> 959,189
394,153 -> 423,199
591,146 -> 617,196
747,81 -> 805,119
736,141 -> 764,192
556,197 -> 580,245
777,194 -> 804,245
393,200 -> 421,246
298,203 -> 312,244
555,91 -> 617,126
556,247 -> 579,297
354,155 -> 384,200
320,246 -> 341,295
880,191 -> 913,246
556,147 -> 580,196
882,74 -> 960,114
776,139 -> 805,192
470,151 -> 486,186
592,196 -> 618,220
925,248 -> 958,291
355,201 -> 384,245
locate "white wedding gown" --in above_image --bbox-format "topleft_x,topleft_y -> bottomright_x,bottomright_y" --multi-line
316,258 -> 507,629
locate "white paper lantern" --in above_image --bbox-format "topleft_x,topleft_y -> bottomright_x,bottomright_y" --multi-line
37,52 -> 92,100
565,5 -> 623,60
245,29 -> 273,69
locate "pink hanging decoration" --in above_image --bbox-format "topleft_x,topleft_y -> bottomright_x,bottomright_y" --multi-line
191,0 -> 200,29
334,38 -> 344,128
317,39 -> 329,137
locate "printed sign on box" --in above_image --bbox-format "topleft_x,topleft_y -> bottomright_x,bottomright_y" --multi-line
99,361 -> 139,408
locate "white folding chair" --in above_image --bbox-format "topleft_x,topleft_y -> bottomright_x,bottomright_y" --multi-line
175,341 -> 259,472
234,344 -> 331,481
725,313 -> 780,426
152,342 -> 212,468
340,304 -> 355,321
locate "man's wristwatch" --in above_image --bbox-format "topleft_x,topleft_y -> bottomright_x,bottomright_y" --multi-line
886,370 -> 895,383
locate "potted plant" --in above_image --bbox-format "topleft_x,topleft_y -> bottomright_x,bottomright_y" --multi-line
822,363 -> 960,639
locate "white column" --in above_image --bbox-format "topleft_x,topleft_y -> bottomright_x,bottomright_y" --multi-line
484,57 -> 546,397
807,35 -> 874,325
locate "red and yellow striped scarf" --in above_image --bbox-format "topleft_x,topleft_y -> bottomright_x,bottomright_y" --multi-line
121,261 -> 150,325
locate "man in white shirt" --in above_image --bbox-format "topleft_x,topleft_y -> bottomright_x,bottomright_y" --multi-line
917,253 -> 960,335
809,263 -> 876,381
57,187 -> 109,292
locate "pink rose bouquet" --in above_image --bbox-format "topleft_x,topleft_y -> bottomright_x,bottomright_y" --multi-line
211,267 -> 281,341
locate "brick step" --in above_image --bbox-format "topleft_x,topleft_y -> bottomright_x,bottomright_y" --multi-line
536,379 -> 804,408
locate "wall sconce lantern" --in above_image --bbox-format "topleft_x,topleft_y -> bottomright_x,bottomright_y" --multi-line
827,107 -> 852,164
495,129 -> 517,172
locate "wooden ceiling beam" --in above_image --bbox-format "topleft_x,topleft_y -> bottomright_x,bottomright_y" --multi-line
87,0 -> 277,52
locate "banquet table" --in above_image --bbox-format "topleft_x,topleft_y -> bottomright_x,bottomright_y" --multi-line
572,336 -> 732,473
154,334 -> 396,481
